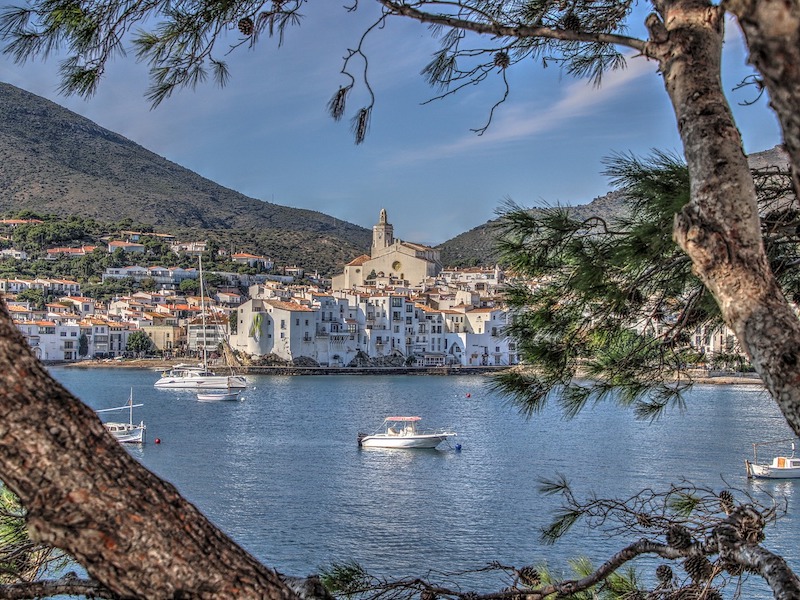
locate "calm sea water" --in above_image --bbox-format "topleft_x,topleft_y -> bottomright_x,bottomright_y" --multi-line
50,367 -> 799,597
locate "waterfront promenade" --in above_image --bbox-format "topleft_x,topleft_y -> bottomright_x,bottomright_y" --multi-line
59,357 -> 765,384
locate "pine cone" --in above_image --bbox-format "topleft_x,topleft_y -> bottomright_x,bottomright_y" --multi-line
718,490 -> 734,515
666,524 -> 694,549
720,558 -> 744,576
684,555 -> 713,582
668,586 -> 722,600
238,17 -> 254,35
656,564 -> 673,583
493,51 -> 510,69
518,566 -> 540,587
560,11 -> 581,30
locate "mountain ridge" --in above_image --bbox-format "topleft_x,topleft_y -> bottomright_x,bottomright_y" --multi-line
1,82 -> 788,273
0,82 -> 373,274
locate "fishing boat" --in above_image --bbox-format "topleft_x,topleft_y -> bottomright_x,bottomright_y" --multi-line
154,255 -> 246,390
357,416 -> 456,449
745,438 -> 800,479
96,388 -> 146,444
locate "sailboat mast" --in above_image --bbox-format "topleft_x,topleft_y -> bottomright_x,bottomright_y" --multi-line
199,254 -> 207,368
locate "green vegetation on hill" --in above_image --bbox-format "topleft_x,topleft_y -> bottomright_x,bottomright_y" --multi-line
0,82 -> 371,275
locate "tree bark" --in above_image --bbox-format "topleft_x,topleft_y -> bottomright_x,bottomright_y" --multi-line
0,299 -> 298,599
649,0 -> 800,436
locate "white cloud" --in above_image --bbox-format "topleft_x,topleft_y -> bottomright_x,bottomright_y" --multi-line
386,53 -> 657,165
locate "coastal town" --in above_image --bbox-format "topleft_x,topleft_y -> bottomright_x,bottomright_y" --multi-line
2,209 -> 744,370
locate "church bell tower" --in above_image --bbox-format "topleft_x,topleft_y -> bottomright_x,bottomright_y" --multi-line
371,208 -> 394,255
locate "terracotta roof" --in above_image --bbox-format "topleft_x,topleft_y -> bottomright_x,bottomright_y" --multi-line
346,254 -> 371,266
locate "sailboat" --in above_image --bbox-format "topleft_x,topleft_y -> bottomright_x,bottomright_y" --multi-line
155,254 -> 247,390
96,388 -> 147,444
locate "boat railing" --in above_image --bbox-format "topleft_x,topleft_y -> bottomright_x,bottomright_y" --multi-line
751,437 -> 798,463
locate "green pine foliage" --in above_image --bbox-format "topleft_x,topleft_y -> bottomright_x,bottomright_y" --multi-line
0,485 -> 68,584
493,151 -> 798,420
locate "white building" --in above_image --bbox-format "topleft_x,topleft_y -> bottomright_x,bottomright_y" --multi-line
332,209 -> 442,291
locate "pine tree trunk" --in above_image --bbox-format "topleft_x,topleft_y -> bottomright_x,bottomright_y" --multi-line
651,0 -> 800,435
0,300 -> 297,599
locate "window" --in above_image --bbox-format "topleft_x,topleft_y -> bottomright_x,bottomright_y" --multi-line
295,318 -> 300,326
391,297 -> 403,307
280,319 -> 286,329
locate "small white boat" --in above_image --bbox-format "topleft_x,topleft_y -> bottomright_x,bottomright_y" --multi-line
196,388 -> 241,402
358,416 -> 456,449
745,439 -> 800,479
96,389 -> 146,444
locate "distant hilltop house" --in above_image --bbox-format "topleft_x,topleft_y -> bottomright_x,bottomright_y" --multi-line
231,252 -> 273,270
46,246 -> 98,260
332,208 -> 442,291
107,240 -> 145,253
119,230 -> 176,243
0,218 -> 44,228
170,241 -> 207,256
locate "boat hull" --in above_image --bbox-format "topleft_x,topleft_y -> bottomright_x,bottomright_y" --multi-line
746,460 -> 800,479
105,421 -> 146,444
197,391 -> 241,402
155,375 -> 247,389
358,434 -> 451,449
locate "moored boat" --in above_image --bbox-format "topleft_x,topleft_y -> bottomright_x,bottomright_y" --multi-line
196,384 -> 242,402
154,255 -> 246,390
155,364 -> 247,389
97,388 -> 147,444
358,416 -> 456,449
745,439 -> 800,479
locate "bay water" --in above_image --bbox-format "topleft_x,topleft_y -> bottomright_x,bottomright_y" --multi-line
50,367 -> 799,597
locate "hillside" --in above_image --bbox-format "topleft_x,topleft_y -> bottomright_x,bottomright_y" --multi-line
0,82 -> 372,274
438,146 -> 790,267
438,192 -> 628,267
2,82 -> 788,275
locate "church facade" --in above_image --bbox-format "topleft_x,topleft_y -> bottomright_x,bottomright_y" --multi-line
331,209 -> 442,290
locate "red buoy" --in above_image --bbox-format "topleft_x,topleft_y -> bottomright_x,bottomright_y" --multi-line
155,438 -> 161,444
466,393 -> 471,398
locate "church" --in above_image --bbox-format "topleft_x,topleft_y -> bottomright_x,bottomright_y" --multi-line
331,209 -> 442,290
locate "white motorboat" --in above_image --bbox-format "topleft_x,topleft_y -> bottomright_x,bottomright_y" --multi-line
358,416 -> 456,449
96,388 -> 147,444
196,384 -> 242,402
745,439 -> 800,479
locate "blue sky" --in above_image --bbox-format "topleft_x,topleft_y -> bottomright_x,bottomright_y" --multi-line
0,3 -> 783,246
